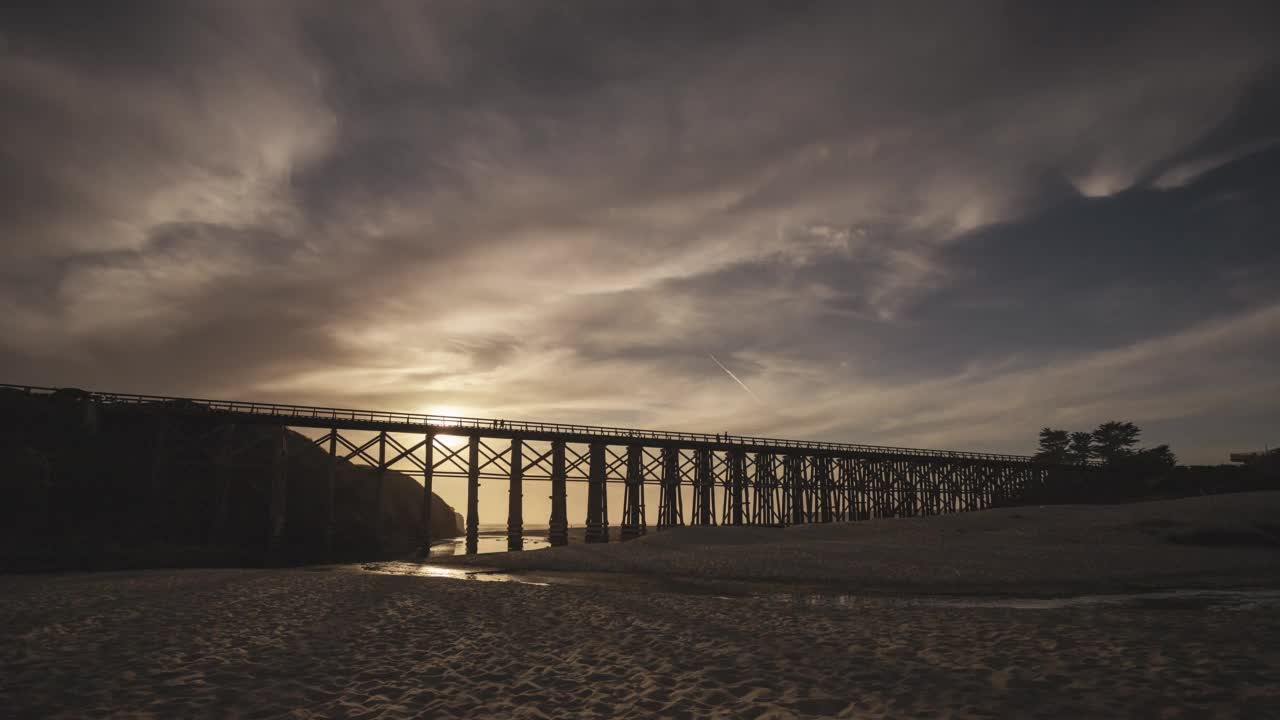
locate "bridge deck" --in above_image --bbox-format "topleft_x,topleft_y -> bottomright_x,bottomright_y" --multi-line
1,383 -> 1032,463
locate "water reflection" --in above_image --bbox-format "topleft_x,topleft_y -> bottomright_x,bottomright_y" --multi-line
364,554 -> 1280,612
765,588 -> 1280,611
427,532 -> 550,558
363,561 -> 551,586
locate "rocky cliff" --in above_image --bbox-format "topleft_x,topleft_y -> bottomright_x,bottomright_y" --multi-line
0,388 -> 463,570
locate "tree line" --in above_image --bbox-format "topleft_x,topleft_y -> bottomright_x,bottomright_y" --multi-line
1036,420 -> 1176,470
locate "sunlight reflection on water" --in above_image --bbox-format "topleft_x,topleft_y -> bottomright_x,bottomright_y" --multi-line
426,533 -> 550,558
363,555 -> 1280,611
362,561 -> 551,586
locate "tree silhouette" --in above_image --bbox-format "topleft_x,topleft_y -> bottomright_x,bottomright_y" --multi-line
1092,421 -> 1141,465
1068,431 -> 1094,466
1036,427 -> 1069,464
1138,443 -> 1177,470
1030,421 -> 1187,500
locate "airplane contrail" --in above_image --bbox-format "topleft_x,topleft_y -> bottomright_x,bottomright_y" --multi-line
707,353 -> 764,404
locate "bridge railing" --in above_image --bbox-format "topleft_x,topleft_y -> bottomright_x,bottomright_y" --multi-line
2,383 -> 1038,462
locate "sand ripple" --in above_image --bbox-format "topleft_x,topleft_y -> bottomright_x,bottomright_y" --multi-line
2,568 -> 1278,718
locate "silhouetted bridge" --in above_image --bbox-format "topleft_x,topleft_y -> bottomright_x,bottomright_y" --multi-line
4,384 -> 1061,556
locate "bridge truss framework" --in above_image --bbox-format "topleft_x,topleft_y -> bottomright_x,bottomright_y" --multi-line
4,385 -> 1060,557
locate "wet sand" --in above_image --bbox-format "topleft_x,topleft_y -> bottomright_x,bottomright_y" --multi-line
3,493 -> 1279,718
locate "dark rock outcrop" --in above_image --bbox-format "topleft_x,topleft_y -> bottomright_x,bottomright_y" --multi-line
0,388 -> 463,571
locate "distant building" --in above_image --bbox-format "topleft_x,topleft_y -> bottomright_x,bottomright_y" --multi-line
1230,448 -> 1279,473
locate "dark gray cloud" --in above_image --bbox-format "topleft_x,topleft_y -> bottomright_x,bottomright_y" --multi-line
3,0 -> 1280,486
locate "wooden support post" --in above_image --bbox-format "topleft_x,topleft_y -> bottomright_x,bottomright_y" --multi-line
508,437 -> 524,551
805,455 -> 816,522
549,440 -> 568,546
968,465 -> 979,510
326,429 -> 338,557
855,456 -> 865,517
466,434 -> 480,554
937,462 -> 948,514
585,442 -> 608,543
900,460 -> 915,517
267,425 -> 289,565
752,452 -> 775,526
867,460 -> 880,518
963,464 -> 974,511
750,453 -> 762,525
802,456 -> 815,523
885,460 -> 897,518
993,458 -> 1003,504
621,445 -> 645,540
788,454 -> 805,525
964,463 -> 974,511
883,460 -> 894,518
977,465 -> 991,509
947,462 -> 958,514
417,431 -> 435,559
830,457 -> 844,521
875,458 -> 885,515
993,465 -> 1005,506
841,457 -> 856,521
374,430 -> 387,550
855,459 -> 869,520
692,447 -> 714,526
892,459 -> 904,517
934,462 -> 946,515
658,446 -> 682,529
813,455 -> 832,523
919,462 -> 932,516
728,449 -> 745,526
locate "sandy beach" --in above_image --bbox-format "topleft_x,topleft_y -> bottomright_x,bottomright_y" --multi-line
3,494 -> 1279,718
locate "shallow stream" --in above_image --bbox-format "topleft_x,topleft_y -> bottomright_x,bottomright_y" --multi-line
361,548 -> 1280,612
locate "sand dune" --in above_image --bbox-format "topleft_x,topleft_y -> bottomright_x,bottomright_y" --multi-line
439,492 -> 1280,595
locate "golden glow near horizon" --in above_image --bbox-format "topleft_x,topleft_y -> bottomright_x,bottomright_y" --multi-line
421,404 -> 468,421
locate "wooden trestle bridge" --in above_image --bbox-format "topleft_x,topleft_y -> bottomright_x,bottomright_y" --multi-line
6,385 -> 1060,556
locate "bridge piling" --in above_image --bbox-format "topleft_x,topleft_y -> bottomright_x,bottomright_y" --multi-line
693,448 -> 713,526
657,446 -> 682,529
586,442 -> 608,543
508,438 -> 523,551
727,449 -> 746,526
466,435 -> 480,554
814,455 -> 833,523
549,440 -> 568,546
752,452 -> 774,525
417,431 -> 435,558
621,445 -> 645,540
373,431 -> 387,549
785,454 -> 803,525
837,457 -> 852,521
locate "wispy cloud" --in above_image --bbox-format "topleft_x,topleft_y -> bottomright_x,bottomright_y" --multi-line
0,1 -> 1277,476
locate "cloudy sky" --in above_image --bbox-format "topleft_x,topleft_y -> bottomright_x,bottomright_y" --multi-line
3,1 -> 1279,474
